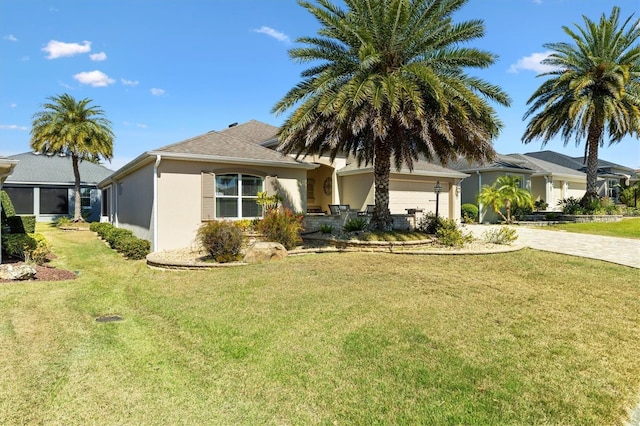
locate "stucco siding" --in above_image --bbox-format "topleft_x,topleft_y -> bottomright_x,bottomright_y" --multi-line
566,181 -> 586,199
341,174 -> 374,211
389,177 -> 451,217
155,159 -> 307,251
115,163 -> 155,244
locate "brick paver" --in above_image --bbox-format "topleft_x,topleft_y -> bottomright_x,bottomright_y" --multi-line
464,224 -> 640,269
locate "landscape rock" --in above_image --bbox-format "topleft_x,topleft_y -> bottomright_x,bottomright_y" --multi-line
243,242 -> 287,263
0,264 -> 37,281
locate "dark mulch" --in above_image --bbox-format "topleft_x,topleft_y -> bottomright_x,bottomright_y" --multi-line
0,255 -> 77,283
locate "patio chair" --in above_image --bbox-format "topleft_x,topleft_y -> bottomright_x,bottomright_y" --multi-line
358,204 -> 375,216
329,204 -> 350,215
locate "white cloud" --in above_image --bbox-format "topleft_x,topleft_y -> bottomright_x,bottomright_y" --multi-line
90,52 -> 107,61
42,40 -> 91,59
121,78 -> 139,86
3,34 -> 18,42
73,70 -> 115,87
532,0 -> 542,4
20,55 -> 29,61
136,123 -> 148,129
10,103 -> 17,108
0,124 -> 28,131
508,51 -> 560,74
150,88 -> 165,96
254,26 -> 290,44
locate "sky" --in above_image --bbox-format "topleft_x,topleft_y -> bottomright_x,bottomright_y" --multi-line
1,0 -> 639,172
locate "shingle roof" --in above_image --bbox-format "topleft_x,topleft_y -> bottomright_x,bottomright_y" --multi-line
154,120 -> 303,165
524,150 -> 585,170
338,157 -> 468,178
6,152 -> 114,184
446,155 -> 534,172
503,154 -> 585,177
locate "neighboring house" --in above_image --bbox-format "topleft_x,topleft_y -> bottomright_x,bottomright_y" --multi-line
450,153 -> 586,222
525,150 -> 638,202
99,120 -> 468,252
0,156 -> 19,264
3,152 -> 113,222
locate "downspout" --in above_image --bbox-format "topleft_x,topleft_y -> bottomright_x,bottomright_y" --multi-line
153,155 -> 161,252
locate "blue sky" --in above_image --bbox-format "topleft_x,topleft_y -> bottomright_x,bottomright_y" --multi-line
1,0 -> 638,171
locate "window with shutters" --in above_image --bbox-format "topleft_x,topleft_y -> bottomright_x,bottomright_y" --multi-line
215,174 -> 263,219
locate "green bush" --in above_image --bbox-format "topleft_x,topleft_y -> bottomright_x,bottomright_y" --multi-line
53,216 -> 73,228
534,199 -> 549,211
19,216 -> 36,233
482,226 -> 518,245
5,216 -> 25,234
91,222 -> 150,260
417,213 -> 445,234
461,204 -> 478,223
1,232 -> 50,265
343,217 -> 369,232
320,223 -> 333,234
1,190 -> 16,219
257,208 -> 304,250
558,197 -> 583,214
118,237 -> 151,260
434,219 -> 472,247
197,221 -> 244,263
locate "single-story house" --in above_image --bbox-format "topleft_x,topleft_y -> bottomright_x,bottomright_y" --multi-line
3,152 -> 113,222
449,153 -> 586,222
0,156 -> 19,264
525,150 -> 638,202
99,120 -> 468,252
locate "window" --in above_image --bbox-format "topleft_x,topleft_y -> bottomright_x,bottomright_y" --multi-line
3,187 -> 34,214
81,188 -> 92,209
215,174 -> 262,218
607,179 -> 618,200
101,188 -> 110,216
40,187 -> 69,215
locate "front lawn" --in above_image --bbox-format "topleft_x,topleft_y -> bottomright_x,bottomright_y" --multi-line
545,217 -> 640,239
1,226 -> 638,424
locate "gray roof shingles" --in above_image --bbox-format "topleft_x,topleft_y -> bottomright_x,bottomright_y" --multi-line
6,152 -> 114,184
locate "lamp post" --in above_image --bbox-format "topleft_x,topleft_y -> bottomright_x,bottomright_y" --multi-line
434,181 -> 442,218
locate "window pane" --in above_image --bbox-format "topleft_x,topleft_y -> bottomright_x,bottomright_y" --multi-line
4,187 -> 34,214
101,189 -> 110,215
242,176 -> 262,196
216,198 -> 237,218
216,175 -> 238,196
40,188 -> 69,214
242,198 -> 261,217
81,188 -> 92,208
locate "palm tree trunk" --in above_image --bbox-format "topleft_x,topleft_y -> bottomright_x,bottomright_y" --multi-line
372,139 -> 393,231
72,154 -> 83,222
581,124 -> 602,208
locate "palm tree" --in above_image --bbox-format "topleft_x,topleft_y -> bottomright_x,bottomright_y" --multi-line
522,7 -> 640,207
31,94 -> 114,222
478,175 -> 533,223
272,0 -> 511,230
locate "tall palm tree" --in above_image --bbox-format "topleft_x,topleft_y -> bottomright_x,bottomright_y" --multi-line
523,7 -> 640,207
477,175 -> 533,223
31,94 -> 114,222
273,0 -> 510,230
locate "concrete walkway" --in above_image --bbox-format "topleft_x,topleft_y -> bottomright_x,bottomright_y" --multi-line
464,224 -> 640,269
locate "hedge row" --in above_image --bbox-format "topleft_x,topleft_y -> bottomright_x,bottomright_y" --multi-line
89,222 -> 150,260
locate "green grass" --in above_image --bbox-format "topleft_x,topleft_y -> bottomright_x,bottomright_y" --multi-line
545,217 -> 640,239
1,225 -> 639,424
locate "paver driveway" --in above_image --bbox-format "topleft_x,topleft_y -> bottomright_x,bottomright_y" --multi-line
464,224 -> 640,269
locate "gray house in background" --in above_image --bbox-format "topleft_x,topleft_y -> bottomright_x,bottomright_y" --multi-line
3,152 -> 113,222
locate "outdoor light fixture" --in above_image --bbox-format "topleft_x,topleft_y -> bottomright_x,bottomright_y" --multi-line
434,181 -> 442,218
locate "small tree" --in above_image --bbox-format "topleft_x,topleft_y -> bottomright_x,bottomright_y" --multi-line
478,176 -> 534,223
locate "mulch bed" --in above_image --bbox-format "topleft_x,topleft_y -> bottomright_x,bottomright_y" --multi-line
0,255 -> 77,283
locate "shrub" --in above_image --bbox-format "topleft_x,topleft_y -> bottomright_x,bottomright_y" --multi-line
197,221 -> 244,263
118,237 -> 151,260
19,215 -> 36,233
417,213 -> 444,234
5,216 -> 25,234
257,208 -> 304,250
534,199 -> 548,211
558,197 -> 583,215
1,190 -> 16,219
1,232 -> 50,265
482,226 -> 518,245
461,204 -> 478,223
343,217 -> 369,232
53,216 -> 73,228
434,218 -> 472,247
320,223 -> 333,234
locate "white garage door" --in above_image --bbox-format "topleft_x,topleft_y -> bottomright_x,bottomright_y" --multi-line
389,180 -> 449,216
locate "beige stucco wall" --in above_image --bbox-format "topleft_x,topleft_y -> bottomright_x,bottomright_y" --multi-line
155,159 -> 307,251
341,173 -> 374,211
115,162 -> 155,243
